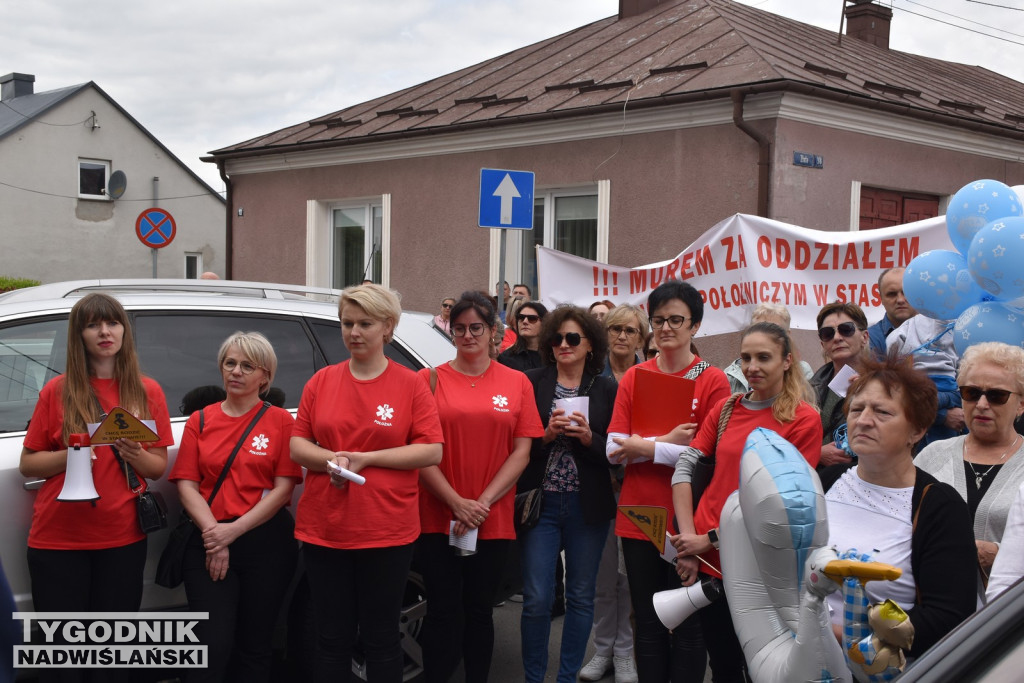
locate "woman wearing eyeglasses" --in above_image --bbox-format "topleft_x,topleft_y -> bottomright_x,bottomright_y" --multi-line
810,301 -> 871,469
605,281 -> 731,683
416,291 -> 544,683
915,341 -> 1024,604
170,332 -> 302,683
499,301 -> 549,372
518,306 -> 618,683
602,305 -> 649,383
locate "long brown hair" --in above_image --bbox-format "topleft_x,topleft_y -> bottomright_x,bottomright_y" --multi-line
61,293 -> 150,443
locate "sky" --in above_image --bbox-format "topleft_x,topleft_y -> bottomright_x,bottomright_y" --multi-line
3,0 -> 1022,193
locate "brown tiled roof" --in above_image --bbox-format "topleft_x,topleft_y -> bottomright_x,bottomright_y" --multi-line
209,0 -> 1024,157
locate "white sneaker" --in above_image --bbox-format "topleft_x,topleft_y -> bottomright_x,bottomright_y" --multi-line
579,654 -> 613,681
613,655 -> 638,683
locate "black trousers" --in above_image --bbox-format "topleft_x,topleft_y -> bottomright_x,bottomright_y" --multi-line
695,573 -> 748,683
415,533 -> 511,683
621,537 -> 706,683
303,541 -> 415,683
26,539 -> 147,683
182,508 -> 298,683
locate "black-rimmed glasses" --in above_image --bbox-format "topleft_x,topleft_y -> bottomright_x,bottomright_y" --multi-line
650,315 -> 687,330
551,332 -> 584,347
959,386 -> 1020,406
818,321 -> 858,342
452,323 -> 487,337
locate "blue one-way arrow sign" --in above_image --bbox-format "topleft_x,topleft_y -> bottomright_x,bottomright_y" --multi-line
479,168 -> 535,229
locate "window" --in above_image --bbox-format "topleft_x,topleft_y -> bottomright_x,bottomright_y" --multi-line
0,318 -> 67,433
78,159 -> 110,199
184,253 -> 202,279
504,187 -> 602,298
332,204 -> 383,288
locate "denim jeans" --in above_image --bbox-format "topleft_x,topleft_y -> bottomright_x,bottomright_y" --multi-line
520,491 -> 609,683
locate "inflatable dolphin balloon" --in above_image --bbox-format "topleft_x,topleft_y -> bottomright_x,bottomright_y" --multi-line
719,428 -> 904,683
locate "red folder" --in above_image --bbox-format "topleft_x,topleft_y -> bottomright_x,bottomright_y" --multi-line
630,368 -> 696,437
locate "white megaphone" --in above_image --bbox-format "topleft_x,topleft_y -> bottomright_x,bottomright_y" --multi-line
57,433 -> 100,502
653,576 -> 724,629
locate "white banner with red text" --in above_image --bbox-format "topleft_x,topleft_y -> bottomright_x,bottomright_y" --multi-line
537,213 -> 953,337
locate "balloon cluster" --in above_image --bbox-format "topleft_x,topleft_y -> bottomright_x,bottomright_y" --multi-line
902,180 -> 1024,355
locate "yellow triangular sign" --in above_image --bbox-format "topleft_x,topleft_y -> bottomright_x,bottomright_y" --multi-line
90,407 -> 160,444
618,505 -> 667,553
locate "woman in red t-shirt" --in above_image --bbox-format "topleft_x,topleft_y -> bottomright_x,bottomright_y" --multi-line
417,291 -> 543,683
169,332 -> 301,683
21,293 -> 173,628
670,322 -> 821,682
290,284 -> 443,682
604,280 -> 731,683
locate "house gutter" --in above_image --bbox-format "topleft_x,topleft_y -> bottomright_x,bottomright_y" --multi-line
731,89 -> 771,217
217,160 -> 233,280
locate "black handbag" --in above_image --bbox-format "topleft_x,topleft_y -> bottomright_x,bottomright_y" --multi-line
155,402 -> 270,589
514,488 -> 542,533
111,446 -> 169,534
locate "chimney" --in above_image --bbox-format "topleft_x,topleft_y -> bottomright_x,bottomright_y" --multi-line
619,0 -> 669,19
844,0 -> 892,49
0,73 -> 35,101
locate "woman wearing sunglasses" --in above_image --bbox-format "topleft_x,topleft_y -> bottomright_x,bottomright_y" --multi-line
415,291 -> 544,683
518,306 -> 618,683
810,301 -> 871,469
915,341 -> 1024,603
498,301 -> 549,372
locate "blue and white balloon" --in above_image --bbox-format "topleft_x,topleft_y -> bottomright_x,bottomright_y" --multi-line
953,302 -> 1024,355
966,216 -> 1024,302
946,179 -> 1022,255
903,250 -> 986,321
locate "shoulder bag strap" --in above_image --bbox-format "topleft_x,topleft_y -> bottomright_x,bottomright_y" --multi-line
205,401 -> 271,507
90,392 -> 148,495
683,360 -> 710,381
714,393 -> 744,451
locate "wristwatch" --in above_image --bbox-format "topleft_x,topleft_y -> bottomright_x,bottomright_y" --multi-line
707,528 -> 720,550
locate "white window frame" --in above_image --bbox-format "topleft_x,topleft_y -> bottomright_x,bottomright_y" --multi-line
305,195 -> 391,289
491,181 -> 609,296
184,252 -> 203,279
78,158 -> 110,200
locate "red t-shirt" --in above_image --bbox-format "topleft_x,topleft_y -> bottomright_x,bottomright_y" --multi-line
169,402 -> 302,520
608,357 -> 731,540
292,360 -> 443,550
691,398 -> 822,577
417,363 -> 544,540
23,375 -> 174,550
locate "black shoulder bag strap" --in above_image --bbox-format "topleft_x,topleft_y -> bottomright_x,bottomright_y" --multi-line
204,401 -> 271,508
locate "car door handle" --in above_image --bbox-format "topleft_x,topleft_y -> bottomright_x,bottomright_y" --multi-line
23,479 -> 44,491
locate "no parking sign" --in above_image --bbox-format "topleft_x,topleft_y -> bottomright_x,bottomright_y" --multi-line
135,208 -> 176,248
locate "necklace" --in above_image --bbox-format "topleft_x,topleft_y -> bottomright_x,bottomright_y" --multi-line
965,434 -> 1021,488
451,360 -> 489,388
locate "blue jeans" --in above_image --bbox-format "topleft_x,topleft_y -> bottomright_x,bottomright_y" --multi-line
520,491 -> 609,683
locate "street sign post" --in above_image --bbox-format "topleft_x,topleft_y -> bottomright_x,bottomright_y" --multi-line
479,169 -> 535,229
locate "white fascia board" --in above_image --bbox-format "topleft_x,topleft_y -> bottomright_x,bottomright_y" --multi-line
225,92 -> 1024,176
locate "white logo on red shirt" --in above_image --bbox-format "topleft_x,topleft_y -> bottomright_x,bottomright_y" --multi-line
492,394 -> 510,413
249,433 -> 269,456
375,403 -> 395,426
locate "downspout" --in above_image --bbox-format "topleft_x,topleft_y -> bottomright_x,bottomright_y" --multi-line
217,160 -> 233,280
732,90 -> 771,218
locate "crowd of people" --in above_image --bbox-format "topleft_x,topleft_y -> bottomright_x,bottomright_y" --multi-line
15,268 -> 1024,683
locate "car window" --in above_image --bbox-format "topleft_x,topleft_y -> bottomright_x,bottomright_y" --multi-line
310,320 -> 420,370
0,317 -> 67,433
132,313 -> 326,416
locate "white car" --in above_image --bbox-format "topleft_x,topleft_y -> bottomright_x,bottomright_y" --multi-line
0,279 -> 455,680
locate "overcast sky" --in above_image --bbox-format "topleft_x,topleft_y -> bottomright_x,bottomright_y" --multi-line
4,0 -> 1022,193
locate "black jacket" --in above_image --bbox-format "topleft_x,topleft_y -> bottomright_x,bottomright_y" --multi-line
519,366 -> 617,525
820,465 -> 977,658
498,347 -> 542,373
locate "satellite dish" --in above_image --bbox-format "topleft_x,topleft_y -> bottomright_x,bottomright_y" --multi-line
108,170 -> 127,200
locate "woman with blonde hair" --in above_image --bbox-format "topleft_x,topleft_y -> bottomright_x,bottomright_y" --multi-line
21,293 -> 173,676
170,331 -> 302,682
671,322 -> 821,682
291,284 -> 444,682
